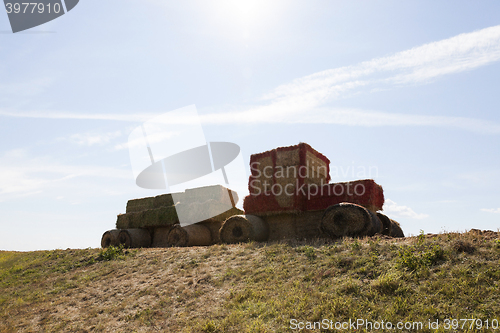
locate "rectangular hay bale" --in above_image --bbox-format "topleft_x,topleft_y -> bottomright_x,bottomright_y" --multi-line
248,143 -> 331,209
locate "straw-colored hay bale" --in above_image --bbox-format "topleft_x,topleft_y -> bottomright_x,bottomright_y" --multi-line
264,210 -> 324,241
151,227 -> 174,247
276,147 -> 300,167
101,229 -> 120,248
184,185 -> 239,207
320,203 -> 381,238
376,212 -> 392,236
199,219 -> 223,244
389,219 -> 405,238
175,200 -> 244,225
118,229 -> 152,248
219,215 -> 269,243
167,224 -> 212,247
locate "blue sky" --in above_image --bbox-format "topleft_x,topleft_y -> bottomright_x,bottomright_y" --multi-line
1,0 -> 500,250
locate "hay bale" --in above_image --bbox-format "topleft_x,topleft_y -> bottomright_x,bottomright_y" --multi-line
118,229 -> 152,248
264,210 -> 324,241
199,219 -> 223,244
389,219 -> 405,238
116,205 -> 179,229
167,224 -> 212,247
184,185 -> 239,206
219,215 -> 269,243
376,212 -> 392,236
101,229 -> 120,248
306,179 -> 385,213
247,143 -> 330,208
320,202 -> 382,238
151,227 -> 174,247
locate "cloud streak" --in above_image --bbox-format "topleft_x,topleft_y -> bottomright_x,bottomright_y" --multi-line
481,208 -> 500,214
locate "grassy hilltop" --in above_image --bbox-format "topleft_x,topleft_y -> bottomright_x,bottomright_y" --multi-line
1,230 -> 500,332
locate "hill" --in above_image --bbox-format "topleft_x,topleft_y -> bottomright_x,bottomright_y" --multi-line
1,230 -> 500,332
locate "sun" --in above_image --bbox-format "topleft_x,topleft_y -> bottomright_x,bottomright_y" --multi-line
208,0 -> 282,40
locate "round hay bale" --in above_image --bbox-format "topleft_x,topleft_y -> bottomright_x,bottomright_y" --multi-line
118,229 -> 152,248
376,212 -> 392,236
367,209 -> 383,235
320,202 -> 382,238
389,219 -> 405,238
101,229 -> 120,248
167,224 -> 212,247
219,215 -> 269,243
151,227 -> 173,248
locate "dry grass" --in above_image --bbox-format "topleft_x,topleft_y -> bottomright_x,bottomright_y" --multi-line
1,230 -> 500,332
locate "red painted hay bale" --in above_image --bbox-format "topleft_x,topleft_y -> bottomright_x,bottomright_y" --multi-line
248,143 -> 330,209
307,179 -> 384,212
167,224 -> 212,247
389,219 -> 405,238
320,203 -> 382,238
244,179 -> 384,215
219,215 -> 269,243
118,229 -> 152,248
376,213 -> 392,236
101,229 -> 120,248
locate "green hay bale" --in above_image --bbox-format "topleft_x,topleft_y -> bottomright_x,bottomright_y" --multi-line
320,202 -> 382,238
117,205 -> 179,229
118,229 -> 151,248
153,194 -> 176,208
116,214 -> 129,229
101,229 -> 120,248
151,227 -> 175,247
389,219 -> 405,238
126,197 -> 155,213
167,224 -> 212,247
376,212 -> 392,236
219,215 -> 269,244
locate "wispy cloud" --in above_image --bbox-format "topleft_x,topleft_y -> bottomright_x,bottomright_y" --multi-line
66,130 -> 123,146
0,109 -> 156,122
481,208 -> 500,214
2,25 -> 500,133
264,25 -> 500,105
0,149 -> 131,200
383,199 -> 429,220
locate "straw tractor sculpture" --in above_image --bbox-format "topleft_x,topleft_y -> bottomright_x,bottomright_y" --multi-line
101,143 -> 404,248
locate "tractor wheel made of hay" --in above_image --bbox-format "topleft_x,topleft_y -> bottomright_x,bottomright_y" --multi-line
167,224 -> 212,247
219,215 -> 269,244
376,213 -> 392,236
320,202 -> 382,238
118,229 -> 152,248
101,229 -> 120,248
389,219 -> 405,238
